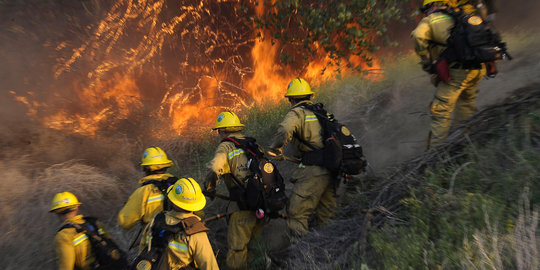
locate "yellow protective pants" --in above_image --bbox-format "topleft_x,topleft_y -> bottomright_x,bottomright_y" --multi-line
287,173 -> 337,237
226,210 -> 264,270
428,67 -> 486,148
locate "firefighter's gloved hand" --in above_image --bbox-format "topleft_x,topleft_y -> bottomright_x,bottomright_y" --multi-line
421,60 -> 433,73
420,55 -> 433,73
267,148 -> 284,161
203,171 -> 218,200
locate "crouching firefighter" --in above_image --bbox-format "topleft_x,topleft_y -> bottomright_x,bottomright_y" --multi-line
268,78 -> 366,239
203,111 -> 287,270
118,147 -> 180,230
132,177 -> 218,270
50,192 -> 128,270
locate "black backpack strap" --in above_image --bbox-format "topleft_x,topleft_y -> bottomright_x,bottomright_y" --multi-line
57,217 -> 104,240
150,212 -> 186,246
57,223 -> 80,233
142,177 -> 178,211
141,176 -> 179,192
297,103 -> 334,150
221,136 -> 262,159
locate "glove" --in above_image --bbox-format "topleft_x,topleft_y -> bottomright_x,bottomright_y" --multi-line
203,171 -> 218,200
420,55 -> 433,74
267,148 -> 284,161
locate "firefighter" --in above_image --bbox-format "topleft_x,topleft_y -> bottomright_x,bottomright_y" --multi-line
118,147 -> 178,229
50,192 -> 113,270
138,177 -> 219,270
457,0 -> 497,21
202,111 -> 265,270
268,78 -> 337,239
412,0 -> 486,148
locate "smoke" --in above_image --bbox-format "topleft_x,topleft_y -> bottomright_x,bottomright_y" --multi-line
1,0 -> 540,268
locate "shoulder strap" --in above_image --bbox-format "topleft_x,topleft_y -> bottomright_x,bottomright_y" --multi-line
181,216 -> 209,236
57,217 -> 101,237
221,136 -> 262,159
142,175 -> 179,193
58,222 -> 80,233
299,103 -> 336,144
151,212 -> 184,235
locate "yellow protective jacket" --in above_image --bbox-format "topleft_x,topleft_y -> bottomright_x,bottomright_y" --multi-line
269,100 -> 329,178
140,211 -> 219,270
54,215 -> 110,270
411,9 -> 454,61
206,132 -> 250,190
411,4 -> 480,62
118,173 -> 177,229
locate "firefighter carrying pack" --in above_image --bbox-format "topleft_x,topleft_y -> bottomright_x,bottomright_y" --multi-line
222,137 -> 287,218
59,217 -> 128,270
300,103 -> 367,176
434,6 -> 511,80
141,176 -> 179,211
130,212 -> 208,270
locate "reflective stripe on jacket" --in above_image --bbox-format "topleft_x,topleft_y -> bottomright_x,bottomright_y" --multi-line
411,11 -> 454,61
139,211 -> 219,270
269,100 -> 329,178
54,215 -> 110,270
206,132 -> 250,189
118,173 -> 176,229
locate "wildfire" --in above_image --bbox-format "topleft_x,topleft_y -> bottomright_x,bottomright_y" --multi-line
12,0 -> 384,138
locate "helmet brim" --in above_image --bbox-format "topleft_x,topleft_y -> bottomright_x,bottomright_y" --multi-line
49,203 -> 82,213
168,195 -> 206,212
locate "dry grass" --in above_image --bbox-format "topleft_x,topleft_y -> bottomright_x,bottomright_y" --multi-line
270,84 -> 540,269
460,189 -> 539,270
0,158 -> 133,269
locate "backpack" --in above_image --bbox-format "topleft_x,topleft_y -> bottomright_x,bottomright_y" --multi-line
59,217 -> 128,270
141,176 -> 179,211
438,7 -> 510,67
222,137 -> 287,218
300,103 -> 367,176
130,212 -> 208,270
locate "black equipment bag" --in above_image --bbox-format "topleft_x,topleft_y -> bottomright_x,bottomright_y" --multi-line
141,176 -> 179,211
130,213 -> 206,270
300,103 -> 367,175
222,137 -> 287,217
439,7 -> 510,66
59,217 -> 128,270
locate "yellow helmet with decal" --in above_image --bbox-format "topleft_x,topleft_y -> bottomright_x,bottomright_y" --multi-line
213,111 -> 244,132
141,147 -> 173,171
285,78 -> 314,98
167,177 -> 206,212
49,192 -> 82,213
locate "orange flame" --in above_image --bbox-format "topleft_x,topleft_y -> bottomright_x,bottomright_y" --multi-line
13,0 -> 384,138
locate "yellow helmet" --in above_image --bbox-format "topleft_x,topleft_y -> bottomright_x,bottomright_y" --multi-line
167,177 -> 206,212
212,111 -> 244,131
285,78 -> 314,97
141,147 -> 173,171
49,192 -> 82,213
423,0 -> 448,6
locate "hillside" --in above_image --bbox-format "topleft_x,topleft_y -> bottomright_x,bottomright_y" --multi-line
0,1 -> 539,270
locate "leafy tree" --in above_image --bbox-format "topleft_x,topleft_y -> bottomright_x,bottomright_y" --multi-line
247,0 -> 403,71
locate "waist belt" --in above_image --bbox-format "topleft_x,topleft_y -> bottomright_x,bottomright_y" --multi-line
450,62 -> 482,70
